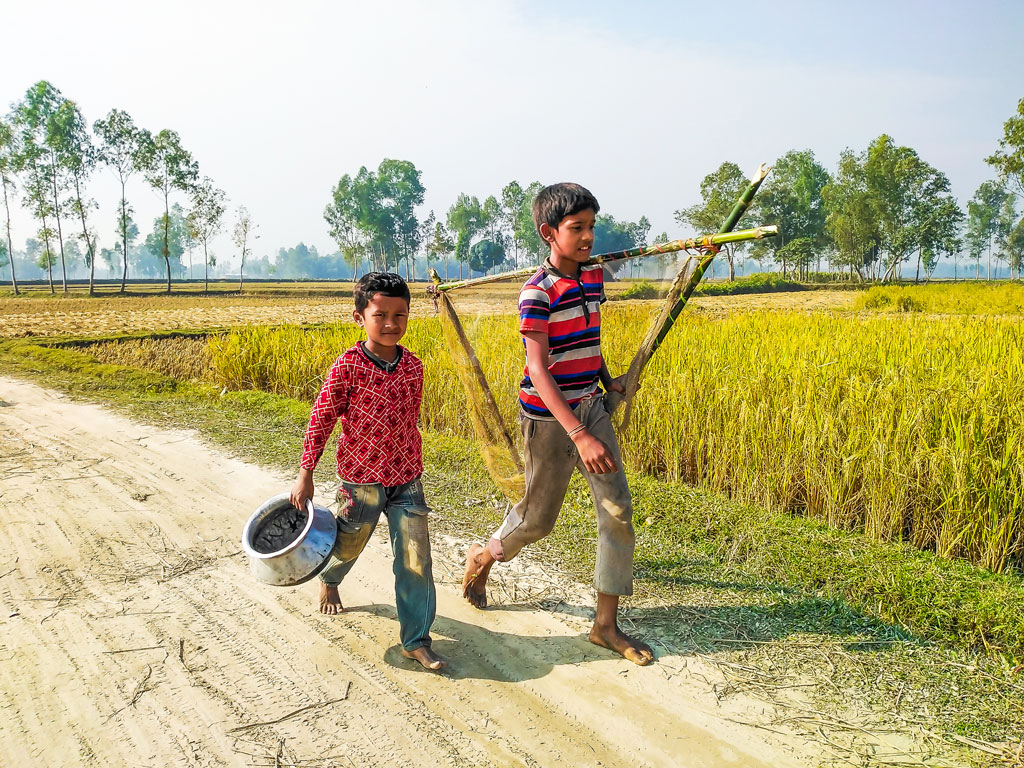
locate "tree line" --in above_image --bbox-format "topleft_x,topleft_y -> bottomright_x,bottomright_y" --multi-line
0,81 -> 257,295
320,98 -> 1024,284
2,80 -> 1023,292
677,119 -> 1024,283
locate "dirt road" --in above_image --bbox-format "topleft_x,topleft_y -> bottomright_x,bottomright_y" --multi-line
0,377 -> 815,767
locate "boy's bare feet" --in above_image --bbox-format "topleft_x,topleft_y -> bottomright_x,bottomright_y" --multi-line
319,583 -> 343,615
401,646 -> 447,671
461,542 -> 494,609
589,623 -> 654,666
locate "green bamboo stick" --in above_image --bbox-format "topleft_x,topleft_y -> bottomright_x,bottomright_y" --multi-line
428,226 -> 778,294
608,163 -> 773,418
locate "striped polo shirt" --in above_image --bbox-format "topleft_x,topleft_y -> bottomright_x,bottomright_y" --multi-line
518,260 -> 606,418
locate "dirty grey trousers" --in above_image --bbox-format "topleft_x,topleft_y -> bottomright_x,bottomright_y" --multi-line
489,394 -> 635,596
319,478 -> 436,651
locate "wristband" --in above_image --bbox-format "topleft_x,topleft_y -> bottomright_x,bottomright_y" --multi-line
567,424 -> 586,439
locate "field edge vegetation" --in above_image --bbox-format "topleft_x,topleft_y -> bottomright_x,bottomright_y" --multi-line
2,333 -> 1022,661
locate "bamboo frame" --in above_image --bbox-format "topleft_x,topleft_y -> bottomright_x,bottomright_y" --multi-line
430,165 -> 776,497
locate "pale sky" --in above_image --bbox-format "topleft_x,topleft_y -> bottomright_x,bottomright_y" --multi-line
2,0 -> 1022,272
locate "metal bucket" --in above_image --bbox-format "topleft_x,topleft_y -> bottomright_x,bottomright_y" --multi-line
241,493 -> 338,586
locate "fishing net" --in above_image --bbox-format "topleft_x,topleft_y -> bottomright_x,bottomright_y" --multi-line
434,290 -> 526,499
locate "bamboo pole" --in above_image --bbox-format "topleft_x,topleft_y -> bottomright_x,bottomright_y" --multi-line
428,226 -> 778,294
608,163 -> 773,420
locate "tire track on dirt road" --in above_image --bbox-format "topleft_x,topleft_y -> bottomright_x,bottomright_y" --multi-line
0,376 -> 815,767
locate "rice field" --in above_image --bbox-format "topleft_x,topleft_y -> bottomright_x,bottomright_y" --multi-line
854,281 -> 1024,315
199,296 -> 1024,574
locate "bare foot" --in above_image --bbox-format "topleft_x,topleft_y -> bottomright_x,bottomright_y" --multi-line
461,542 -> 493,609
402,646 -> 447,671
319,583 -> 343,615
589,623 -> 654,666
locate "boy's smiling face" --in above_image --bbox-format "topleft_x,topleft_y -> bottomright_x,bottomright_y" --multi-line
540,208 -> 596,273
353,292 -> 409,359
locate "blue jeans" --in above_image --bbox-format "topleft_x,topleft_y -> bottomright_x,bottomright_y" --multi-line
319,477 -> 436,651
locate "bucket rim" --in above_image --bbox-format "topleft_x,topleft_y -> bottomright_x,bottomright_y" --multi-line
241,493 -> 317,561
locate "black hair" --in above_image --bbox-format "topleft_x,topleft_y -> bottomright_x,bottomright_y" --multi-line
532,182 -> 600,238
353,271 -> 410,313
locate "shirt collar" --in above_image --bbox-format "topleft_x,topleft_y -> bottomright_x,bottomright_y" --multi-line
357,341 -> 403,373
542,257 -> 583,281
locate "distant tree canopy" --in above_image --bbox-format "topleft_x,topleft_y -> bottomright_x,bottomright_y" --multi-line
2,78 -> 1022,287
324,158 -> 425,279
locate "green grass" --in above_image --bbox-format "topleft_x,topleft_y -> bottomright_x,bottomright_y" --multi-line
3,332 -> 1023,753
3,333 -> 1024,657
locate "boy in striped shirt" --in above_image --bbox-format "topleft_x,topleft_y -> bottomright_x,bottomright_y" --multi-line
461,183 -> 654,666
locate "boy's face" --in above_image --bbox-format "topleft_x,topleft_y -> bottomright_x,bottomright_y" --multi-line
353,292 -> 409,351
540,208 -> 596,265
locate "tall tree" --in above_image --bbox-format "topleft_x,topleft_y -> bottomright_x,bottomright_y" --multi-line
986,96 -> 1024,197
232,205 -> 258,291
14,83 -> 61,293
50,100 -> 99,294
751,149 -> 831,276
994,194 -> 1019,278
426,218 -> 455,280
0,118 -> 19,293
139,129 -> 198,292
822,149 -> 878,280
862,135 -> 955,282
675,161 -> 749,280
324,171 -> 370,278
1001,218 -> 1024,278
18,81 -> 73,292
325,160 -> 424,277
186,176 -> 226,293
499,181 -> 527,267
966,181 -> 1009,280
143,204 -> 188,279
94,109 -> 150,292
513,181 -> 545,265
376,158 -> 425,279
446,193 -> 483,279
416,210 -> 436,280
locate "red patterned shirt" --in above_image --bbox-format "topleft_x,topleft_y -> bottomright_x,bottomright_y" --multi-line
299,343 -> 423,485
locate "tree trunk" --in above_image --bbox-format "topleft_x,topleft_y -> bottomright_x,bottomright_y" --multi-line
74,175 -> 96,296
915,250 -> 921,283
238,230 -> 247,292
48,152 -> 68,293
163,193 -> 172,294
120,185 -> 129,293
2,177 -> 18,295
203,240 -> 209,293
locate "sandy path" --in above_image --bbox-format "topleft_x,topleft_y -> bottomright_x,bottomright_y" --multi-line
0,377 -> 815,768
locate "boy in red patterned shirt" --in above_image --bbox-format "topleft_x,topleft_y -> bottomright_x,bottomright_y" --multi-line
461,183 -> 654,666
290,272 -> 445,671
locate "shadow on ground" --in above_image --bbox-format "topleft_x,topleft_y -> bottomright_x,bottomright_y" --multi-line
344,585 -> 920,684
